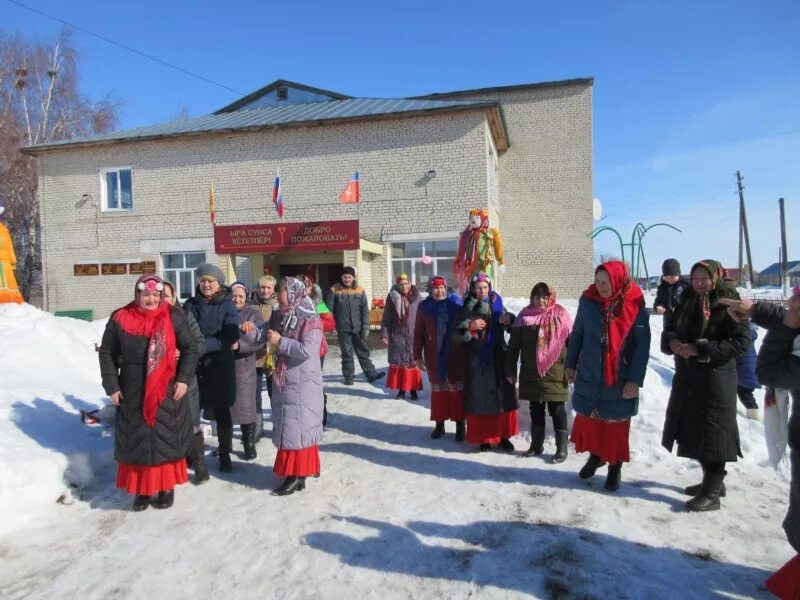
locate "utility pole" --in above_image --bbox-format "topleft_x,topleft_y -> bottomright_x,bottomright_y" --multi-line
780,197 -> 789,297
736,171 -> 755,285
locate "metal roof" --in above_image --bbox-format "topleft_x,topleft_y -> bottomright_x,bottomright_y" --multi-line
759,261 -> 800,276
22,97 -> 501,154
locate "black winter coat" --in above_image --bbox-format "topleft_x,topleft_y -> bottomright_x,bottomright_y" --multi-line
654,276 -> 690,327
183,289 -> 240,410
326,282 -> 369,334
661,294 -> 750,462
99,307 -> 200,465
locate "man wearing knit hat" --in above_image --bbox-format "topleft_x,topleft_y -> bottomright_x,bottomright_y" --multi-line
326,266 -> 384,385
654,258 -> 690,327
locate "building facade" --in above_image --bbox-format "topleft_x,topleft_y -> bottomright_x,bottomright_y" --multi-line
25,78 -> 594,318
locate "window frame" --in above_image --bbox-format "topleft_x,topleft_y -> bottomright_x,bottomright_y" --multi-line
161,251 -> 207,301
388,238 -> 458,291
100,166 -> 134,212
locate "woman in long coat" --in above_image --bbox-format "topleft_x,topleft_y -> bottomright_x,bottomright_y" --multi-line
506,282 -> 573,463
661,259 -> 749,511
456,273 -> 518,452
381,273 -> 424,399
566,261 -> 650,492
230,282 -> 266,460
99,274 -> 200,511
268,276 -> 325,496
182,263 -> 239,473
413,276 -> 465,440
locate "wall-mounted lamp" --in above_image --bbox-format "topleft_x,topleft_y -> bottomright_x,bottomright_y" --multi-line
79,193 -> 98,208
427,169 -> 437,178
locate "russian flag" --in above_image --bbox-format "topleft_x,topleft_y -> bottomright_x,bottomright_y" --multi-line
272,169 -> 284,218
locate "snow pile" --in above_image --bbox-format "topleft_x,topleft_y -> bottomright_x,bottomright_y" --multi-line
0,300 -> 793,599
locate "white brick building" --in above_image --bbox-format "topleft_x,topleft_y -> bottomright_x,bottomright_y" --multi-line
23,78 -> 594,318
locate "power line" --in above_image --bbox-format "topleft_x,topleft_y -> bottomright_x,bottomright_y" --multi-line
6,0 -> 245,97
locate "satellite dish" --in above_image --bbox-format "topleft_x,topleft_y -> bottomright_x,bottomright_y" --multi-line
592,198 -> 603,221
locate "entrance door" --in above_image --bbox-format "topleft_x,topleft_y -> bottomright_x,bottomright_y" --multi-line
277,263 -> 343,290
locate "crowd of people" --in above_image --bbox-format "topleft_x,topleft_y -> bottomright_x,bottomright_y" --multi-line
96,257 -> 799,585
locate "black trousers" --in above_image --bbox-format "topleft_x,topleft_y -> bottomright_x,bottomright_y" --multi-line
214,406 -> 232,429
736,385 -> 758,410
321,355 -> 328,426
530,400 -> 567,431
337,330 -> 376,380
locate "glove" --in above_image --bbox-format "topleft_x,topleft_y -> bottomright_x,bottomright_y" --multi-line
360,330 -> 370,340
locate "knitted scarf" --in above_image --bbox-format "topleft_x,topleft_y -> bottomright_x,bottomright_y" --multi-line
513,286 -> 573,377
582,261 -> 644,387
677,259 -> 740,341
274,277 -> 322,389
388,284 -> 420,323
113,301 -> 176,427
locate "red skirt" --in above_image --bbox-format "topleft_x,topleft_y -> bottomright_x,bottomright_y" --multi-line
116,459 -> 188,496
767,554 -> 800,600
385,365 -> 423,391
466,411 -> 519,445
571,413 -> 631,463
274,445 -> 320,477
430,390 -> 465,421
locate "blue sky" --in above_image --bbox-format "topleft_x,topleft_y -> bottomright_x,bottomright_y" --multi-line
2,0 -> 798,277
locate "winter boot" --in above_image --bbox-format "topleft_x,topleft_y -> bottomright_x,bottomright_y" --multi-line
272,476 -> 306,496
523,425 -> 545,457
217,427 -> 233,473
366,371 -> 386,383
322,393 -> 328,427
498,438 -> 515,452
132,495 -> 150,512
241,423 -> 257,460
685,471 -> 726,512
410,390 -> 418,401
396,390 -> 406,399
191,431 -> 210,484
431,421 -> 445,439
552,430 -> 569,464
455,420 -> 466,442
154,490 -> 174,509
479,443 -> 491,452
684,465 -> 727,497
605,462 -> 622,491
579,454 -> 606,479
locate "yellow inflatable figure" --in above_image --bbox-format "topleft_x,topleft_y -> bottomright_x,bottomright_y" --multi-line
0,207 -> 24,303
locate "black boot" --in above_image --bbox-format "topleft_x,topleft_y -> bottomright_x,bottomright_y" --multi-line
396,390 -> 406,399
686,470 -> 726,512
498,438 -> 515,452
410,390 -> 418,401
366,371 -> 385,383
322,393 -> 328,427
552,430 -> 569,463
241,423 -> 257,460
218,427 -> 233,473
684,482 -> 727,497
605,462 -> 622,491
523,425 -> 545,457
479,443 -> 491,452
191,431 -> 210,484
579,453 -> 606,479
431,421 -> 445,439
154,490 -> 174,509
132,495 -> 150,512
272,476 -> 306,496
455,420 -> 466,442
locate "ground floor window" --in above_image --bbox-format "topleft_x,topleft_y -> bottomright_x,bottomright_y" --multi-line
162,251 -> 206,301
389,239 -> 457,290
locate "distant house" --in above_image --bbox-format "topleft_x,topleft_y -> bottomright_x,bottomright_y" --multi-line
758,261 -> 800,286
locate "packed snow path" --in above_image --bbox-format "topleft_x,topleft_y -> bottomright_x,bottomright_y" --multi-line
0,302 -> 791,599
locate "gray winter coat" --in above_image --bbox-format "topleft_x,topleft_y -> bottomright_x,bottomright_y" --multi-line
326,282 -> 369,334
271,327 -> 324,450
381,286 -> 422,366
231,306 -> 266,425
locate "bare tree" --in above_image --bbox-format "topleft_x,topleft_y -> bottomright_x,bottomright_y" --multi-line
0,29 -> 119,302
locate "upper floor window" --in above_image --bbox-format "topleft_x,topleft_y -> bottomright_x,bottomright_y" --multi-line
162,251 -> 206,301
101,167 -> 133,211
276,86 -> 288,101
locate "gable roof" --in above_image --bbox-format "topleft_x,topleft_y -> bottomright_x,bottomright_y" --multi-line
214,79 -> 351,113
759,261 -> 800,276
412,77 -> 594,99
22,97 -> 508,154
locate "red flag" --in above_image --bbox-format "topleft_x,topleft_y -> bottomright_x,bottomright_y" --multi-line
340,171 -> 360,204
209,182 -> 216,225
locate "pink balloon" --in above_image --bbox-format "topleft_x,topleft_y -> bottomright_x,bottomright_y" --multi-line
422,255 -> 432,265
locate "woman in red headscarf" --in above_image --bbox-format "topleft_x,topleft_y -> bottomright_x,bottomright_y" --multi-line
565,261 -> 650,491
98,274 -> 201,511
381,273 -> 424,400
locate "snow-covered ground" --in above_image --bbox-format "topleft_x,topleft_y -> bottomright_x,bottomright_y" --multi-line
0,296 -> 792,599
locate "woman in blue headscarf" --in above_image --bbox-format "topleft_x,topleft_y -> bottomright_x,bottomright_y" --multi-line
413,276 -> 465,440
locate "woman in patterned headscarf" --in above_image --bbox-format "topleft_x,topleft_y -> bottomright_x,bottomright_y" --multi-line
267,276 -> 324,496
98,274 -> 200,511
662,259 -> 750,512
381,273 -> 424,400
566,261 -> 650,492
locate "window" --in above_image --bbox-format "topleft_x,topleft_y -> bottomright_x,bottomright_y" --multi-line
276,85 -> 288,101
101,167 -> 133,211
390,239 -> 458,291
162,251 -> 206,301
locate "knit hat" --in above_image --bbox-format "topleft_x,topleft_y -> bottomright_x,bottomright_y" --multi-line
195,263 -> 226,284
342,266 -> 357,277
662,258 -> 681,277
230,281 -> 248,294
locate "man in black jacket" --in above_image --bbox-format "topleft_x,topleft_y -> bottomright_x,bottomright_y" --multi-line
326,266 -> 384,385
654,258 -> 690,327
